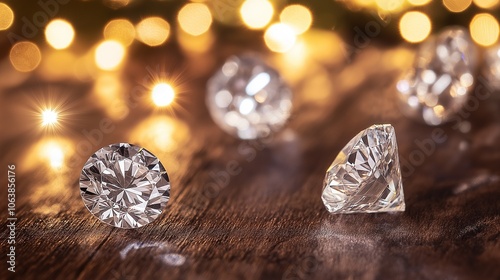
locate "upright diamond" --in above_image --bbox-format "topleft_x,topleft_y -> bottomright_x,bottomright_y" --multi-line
321,124 -> 405,214
79,143 -> 170,228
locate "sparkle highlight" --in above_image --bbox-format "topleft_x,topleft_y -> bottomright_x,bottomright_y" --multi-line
152,83 -> 175,107
41,109 -> 59,127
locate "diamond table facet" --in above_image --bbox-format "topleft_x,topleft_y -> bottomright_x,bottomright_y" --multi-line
79,143 -> 170,228
321,124 -> 405,214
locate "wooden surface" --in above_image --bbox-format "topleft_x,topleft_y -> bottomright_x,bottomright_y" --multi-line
1,33 -> 500,280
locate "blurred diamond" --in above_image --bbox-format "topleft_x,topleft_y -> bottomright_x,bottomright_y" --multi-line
321,124 -> 405,214
207,55 -> 292,139
397,27 -> 478,126
79,143 -> 170,229
484,44 -> 500,90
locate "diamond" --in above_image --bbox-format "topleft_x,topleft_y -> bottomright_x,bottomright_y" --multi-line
79,143 -> 170,228
321,124 -> 405,214
207,54 -> 292,139
484,44 -> 500,90
397,27 -> 478,126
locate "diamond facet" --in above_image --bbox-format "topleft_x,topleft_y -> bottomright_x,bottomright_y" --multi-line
207,54 -> 292,139
321,124 -> 405,214
397,27 -> 477,126
79,143 -> 170,228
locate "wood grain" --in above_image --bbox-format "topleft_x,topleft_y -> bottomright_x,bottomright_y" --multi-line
1,36 -> 500,280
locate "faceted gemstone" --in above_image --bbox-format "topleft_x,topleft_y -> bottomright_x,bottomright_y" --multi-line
321,124 -> 405,214
484,44 -> 500,90
207,54 -> 292,139
397,27 -> 477,126
79,143 -> 170,228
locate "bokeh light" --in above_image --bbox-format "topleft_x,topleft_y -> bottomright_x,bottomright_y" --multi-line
136,17 -> 170,46
473,0 -> 499,8
240,0 -> 274,29
408,0 -> 432,5
353,0 -> 376,7
399,11 -> 432,43
443,0 -> 472,12
40,140 -> 65,169
103,0 -> 130,9
0,2 -> 14,30
10,42 -> 42,72
41,109 -> 58,127
45,19 -> 75,50
375,0 -> 404,11
21,138 -> 73,172
279,5 -> 313,35
152,83 -> 175,107
104,19 -> 135,46
264,23 -> 297,53
470,13 -> 499,46
130,115 -> 189,155
178,3 -> 213,36
94,74 -> 129,120
40,51 -> 76,80
178,29 -> 215,54
208,0 -> 245,25
95,40 -> 126,70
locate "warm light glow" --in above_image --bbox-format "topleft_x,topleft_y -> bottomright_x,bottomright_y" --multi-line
45,19 -> 75,50
375,0 -> 404,11
408,0 -> 431,5
94,74 -> 129,120
21,138 -> 73,173
136,17 -> 170,46
443,0 -> 472,12
240,0 -> 274,29
42,140 -> 65,169
470,13 -> 499,46
48,144 -> 64,168
279,5 -> 313,35
10,42 -> 42,72
178,3 -> 213,36
264,23 -> 297,53
104,0 -> 129,9
473,0 -> 499,8
104,19 -> 135,46
399,11 -> 432,43
95,40 -> 126,70
0,3 -> 14,30
130,116 -> 189,154
177,29 -> 215,53
353,0 -> 376,7
152,83 -> 175,107
210,0 -> 244,25
41,109 -> 58,126
40,51 -> 76,80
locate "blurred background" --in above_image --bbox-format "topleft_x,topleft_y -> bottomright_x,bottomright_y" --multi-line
1,0 -> 499,172
1,0 -> 500,279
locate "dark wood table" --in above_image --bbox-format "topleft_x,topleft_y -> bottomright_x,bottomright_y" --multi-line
1,31 -> 500,279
